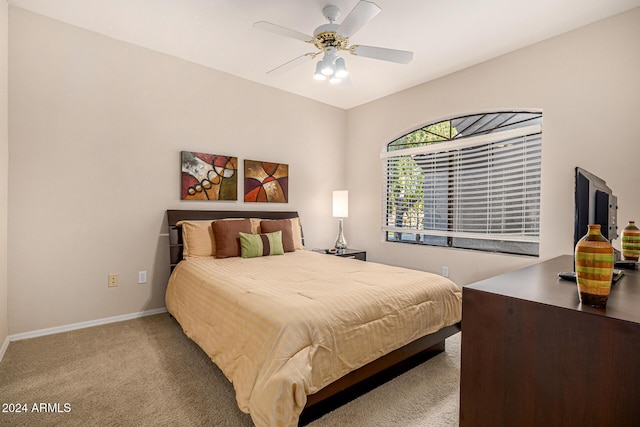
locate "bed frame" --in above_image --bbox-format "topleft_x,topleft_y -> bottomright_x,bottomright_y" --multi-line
166,209 -> 461,423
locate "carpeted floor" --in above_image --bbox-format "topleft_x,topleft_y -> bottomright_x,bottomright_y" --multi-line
0,314 -> 460,426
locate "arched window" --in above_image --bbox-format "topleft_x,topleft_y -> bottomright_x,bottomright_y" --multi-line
381,111 -> 542,256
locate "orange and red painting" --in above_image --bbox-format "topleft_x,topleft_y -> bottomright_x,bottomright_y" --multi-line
181,151 -> 237,200
244,160 -> 289,203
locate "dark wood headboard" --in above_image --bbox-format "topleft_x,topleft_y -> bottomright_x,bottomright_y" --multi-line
167,210 -> 303,271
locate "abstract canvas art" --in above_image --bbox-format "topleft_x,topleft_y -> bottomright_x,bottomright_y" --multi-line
244,160 -> 289,203
181,151 -> 238,200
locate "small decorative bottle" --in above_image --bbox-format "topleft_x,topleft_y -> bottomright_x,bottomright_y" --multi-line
621,221 -> 640,262
574,224 -> 614,308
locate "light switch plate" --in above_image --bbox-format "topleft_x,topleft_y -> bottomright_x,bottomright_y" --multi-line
138,271 -> 147,284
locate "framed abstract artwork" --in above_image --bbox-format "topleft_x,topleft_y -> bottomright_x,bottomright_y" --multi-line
181,151 -> 238,200
244,160 -> 289,203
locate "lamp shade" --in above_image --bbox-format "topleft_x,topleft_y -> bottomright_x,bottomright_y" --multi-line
332,190 -> 348,218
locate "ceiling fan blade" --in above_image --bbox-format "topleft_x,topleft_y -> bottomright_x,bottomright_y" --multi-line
350,45 -> 414,64
266,53 -> 314,76
337,1 -> 382,37
253,21 -> 314,43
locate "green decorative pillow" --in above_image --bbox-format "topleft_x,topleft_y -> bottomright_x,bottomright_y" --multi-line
239,231 -> 284,258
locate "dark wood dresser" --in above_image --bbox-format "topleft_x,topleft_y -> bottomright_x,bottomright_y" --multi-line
460,255 -> 640,427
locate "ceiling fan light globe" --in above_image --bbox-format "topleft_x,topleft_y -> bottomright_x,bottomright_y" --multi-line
334,69 -> 348,79
334,57 -> 348,78
329,76 -> 342,84
320,66 -> 334,76
314,61 -> 327,80
320,59 -> 335,76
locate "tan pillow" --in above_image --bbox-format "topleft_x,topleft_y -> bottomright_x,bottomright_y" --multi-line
290,217 -> 304,250
176,220 -> 215,258
260,219 -> 295,252
176,218 -> 260,259
211,219 -> 252,258
249,218 -> 261,234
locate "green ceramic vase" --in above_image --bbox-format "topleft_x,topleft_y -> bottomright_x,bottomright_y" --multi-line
574,224 -> 614,308
621,220 -> 640,262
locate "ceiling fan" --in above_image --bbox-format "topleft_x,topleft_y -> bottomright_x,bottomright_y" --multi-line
254,0 -> 413,84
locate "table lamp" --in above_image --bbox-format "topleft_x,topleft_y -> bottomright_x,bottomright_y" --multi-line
333,190 -> 348,252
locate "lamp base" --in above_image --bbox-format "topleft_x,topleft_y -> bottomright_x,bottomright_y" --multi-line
335,218 -> 347,252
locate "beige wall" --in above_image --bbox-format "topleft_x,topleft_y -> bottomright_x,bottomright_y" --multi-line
1,0 -> 9,346
346,7 -> 640,285
7,8 -> 346,334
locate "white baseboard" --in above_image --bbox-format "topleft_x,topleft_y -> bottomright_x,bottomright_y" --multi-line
8,307 -> 168,342
0,335 -> 9,362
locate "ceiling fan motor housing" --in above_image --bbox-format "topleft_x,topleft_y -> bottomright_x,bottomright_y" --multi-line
322,5 -> 341,23
314,5 -> 348,51
313,29 -> 349,50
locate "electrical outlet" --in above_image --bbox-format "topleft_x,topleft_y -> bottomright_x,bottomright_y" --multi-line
138,271 -> 148,284
108,274 -> 118,287
441,266 -> 449,278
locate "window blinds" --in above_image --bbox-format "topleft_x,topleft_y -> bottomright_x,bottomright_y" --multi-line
381,124 -> 542,243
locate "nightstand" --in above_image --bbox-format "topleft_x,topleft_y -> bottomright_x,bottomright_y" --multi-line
313,248 -> 366,261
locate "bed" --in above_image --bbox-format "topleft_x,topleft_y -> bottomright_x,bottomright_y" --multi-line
165,210 -> 462,427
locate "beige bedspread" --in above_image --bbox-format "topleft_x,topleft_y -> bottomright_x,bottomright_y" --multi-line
165,250 -> 462,427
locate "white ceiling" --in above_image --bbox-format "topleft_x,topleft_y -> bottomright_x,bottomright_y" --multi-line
9,0 -> 640,110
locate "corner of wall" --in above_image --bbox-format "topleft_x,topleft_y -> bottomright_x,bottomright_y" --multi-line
0,0 -> 10,357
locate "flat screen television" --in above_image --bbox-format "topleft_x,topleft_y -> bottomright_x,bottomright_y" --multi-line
574,167 -> 619,253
